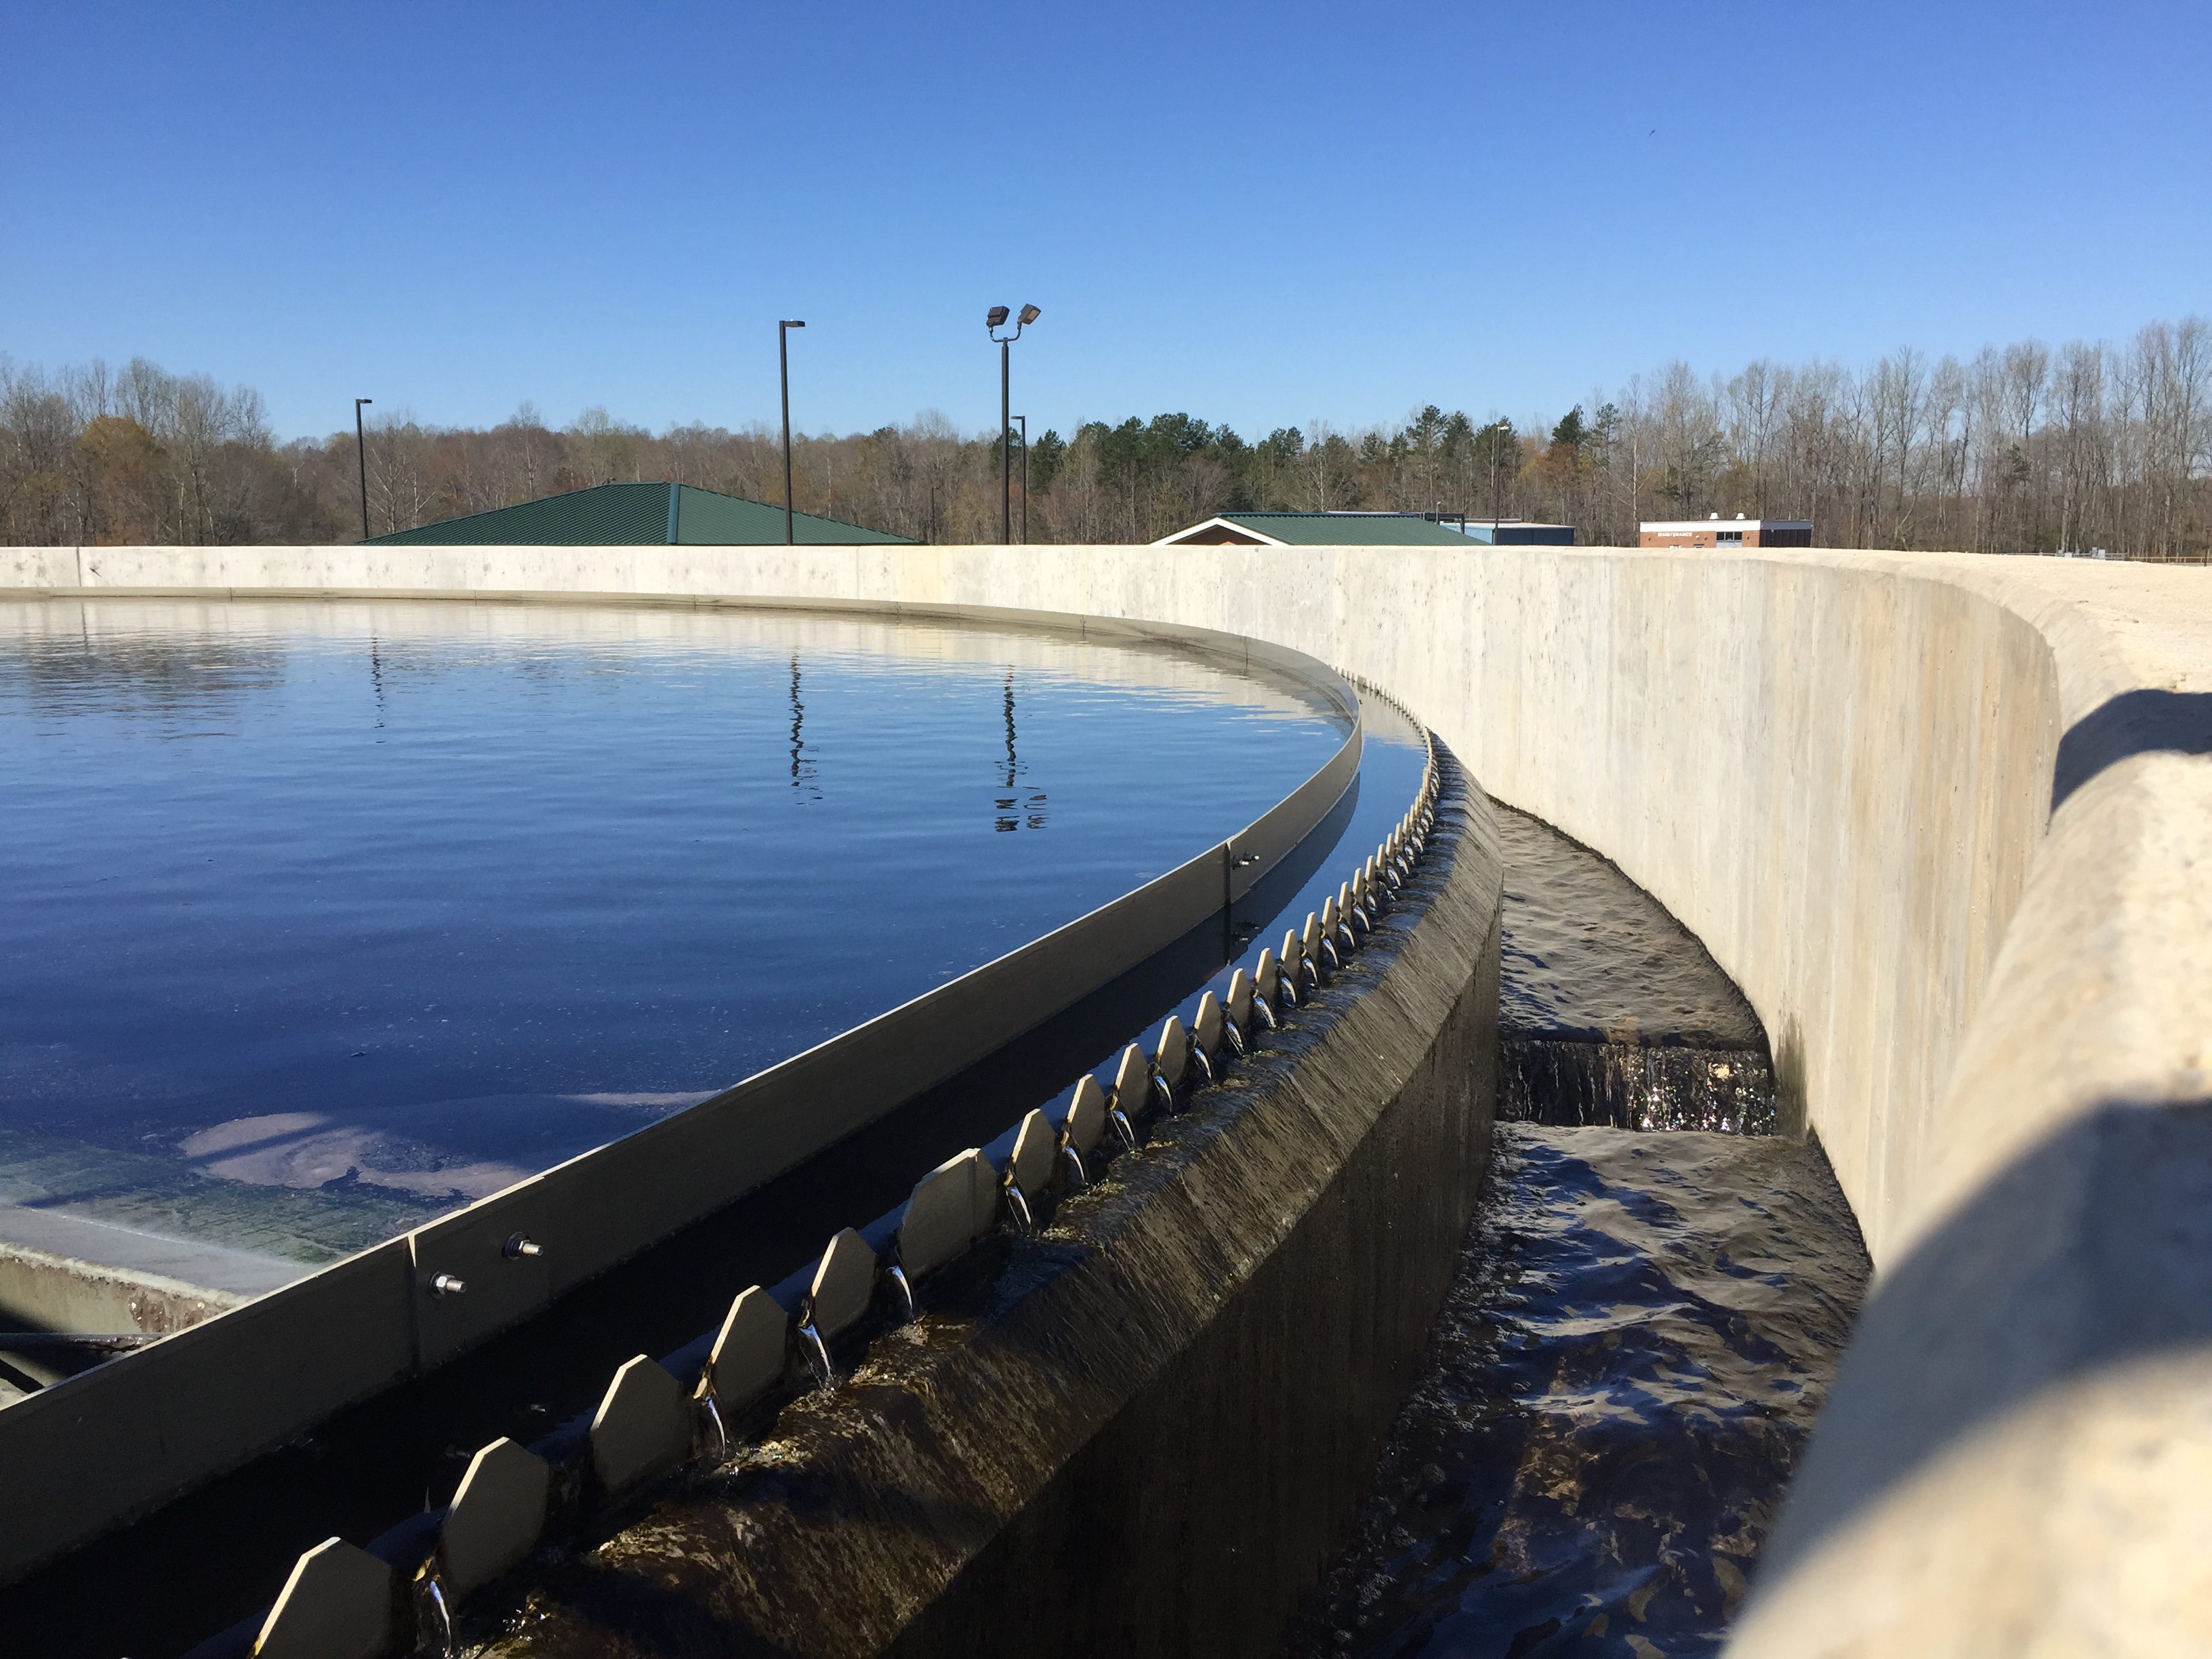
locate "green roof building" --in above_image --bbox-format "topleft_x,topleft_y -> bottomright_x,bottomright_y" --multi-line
1152,512 -> 1507,548
365,481 -> 913,546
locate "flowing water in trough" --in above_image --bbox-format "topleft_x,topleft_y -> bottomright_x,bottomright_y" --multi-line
1292,807 -> 1870,1659
1494,808 -> 1775,1135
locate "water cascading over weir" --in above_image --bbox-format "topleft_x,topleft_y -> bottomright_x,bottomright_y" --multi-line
0,541 -> 2207,1658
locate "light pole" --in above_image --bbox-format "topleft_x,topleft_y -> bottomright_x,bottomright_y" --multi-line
1487,422 -> 1507,535
986,304 -> 1040,545
353,398 -> 373,540
779,321 -> 806,544
1012,414 -> 1028,544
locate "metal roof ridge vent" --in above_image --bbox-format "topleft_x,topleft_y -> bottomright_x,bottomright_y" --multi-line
665,480 -> 682,544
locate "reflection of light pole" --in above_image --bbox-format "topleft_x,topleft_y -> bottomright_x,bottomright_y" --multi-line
1012,414 -> 1028,544
788,649 -> 819,798
985,304 -> 1040,545
354,398 -> 373,540
790,650 -> 803,781
779,321 -> 806,544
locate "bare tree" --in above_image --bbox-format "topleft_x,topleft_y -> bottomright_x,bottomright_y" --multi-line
3,321 -> 2205,558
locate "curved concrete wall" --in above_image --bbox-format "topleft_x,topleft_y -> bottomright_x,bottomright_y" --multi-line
7,544 -> 2210,1653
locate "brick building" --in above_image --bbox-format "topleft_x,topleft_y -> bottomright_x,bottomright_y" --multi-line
1639,514 -> 1812,549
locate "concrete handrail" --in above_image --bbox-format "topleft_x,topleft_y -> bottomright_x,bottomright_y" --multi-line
6,542 -> 2210,1653
0,592 -> 1361,1584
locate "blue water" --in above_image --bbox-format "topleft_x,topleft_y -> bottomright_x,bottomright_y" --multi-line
0,599 -> 1360,1261
1109,691 -> 1425,1080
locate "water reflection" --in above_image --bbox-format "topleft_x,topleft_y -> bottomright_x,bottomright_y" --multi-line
994,668 -> 1048,832
0,617 -> 284,720
0,598 -> 1353,1268
789,649 -> 819,800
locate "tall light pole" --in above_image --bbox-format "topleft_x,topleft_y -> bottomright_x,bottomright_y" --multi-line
353,398 -> 373,541
986,304 -> 1040,545
779,321 -> 805,544
1012,414 -> 1028,544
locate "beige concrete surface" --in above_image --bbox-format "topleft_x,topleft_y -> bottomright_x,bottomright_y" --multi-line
0,1205 -> 300,1316
5,542 -> 2209,1654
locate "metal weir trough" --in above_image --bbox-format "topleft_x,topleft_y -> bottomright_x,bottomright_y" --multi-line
198,731 -> 1446,1659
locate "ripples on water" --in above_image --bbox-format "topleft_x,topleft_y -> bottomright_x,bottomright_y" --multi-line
1494,806 -> 1775,1134
1297,800 -> 1866,1658
1292,1125 -> 1868,1659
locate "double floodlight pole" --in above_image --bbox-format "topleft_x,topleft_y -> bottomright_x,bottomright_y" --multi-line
779,320 -> 806,544
986,304 -> 1040,546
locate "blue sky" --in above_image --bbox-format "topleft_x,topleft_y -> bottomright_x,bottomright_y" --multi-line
3,0 -> 2206,443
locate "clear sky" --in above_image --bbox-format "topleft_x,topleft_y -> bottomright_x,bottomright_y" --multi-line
3,0 -> 2206,444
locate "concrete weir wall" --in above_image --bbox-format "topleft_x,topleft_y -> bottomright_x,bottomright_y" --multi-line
6,545 -> 2212,1653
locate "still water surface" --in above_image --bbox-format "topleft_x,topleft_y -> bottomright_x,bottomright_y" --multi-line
0,600 -> 1354,1263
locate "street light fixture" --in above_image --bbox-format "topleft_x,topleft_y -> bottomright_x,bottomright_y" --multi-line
987,303 -> 1040,545
353,398 -> 373,541
779,320 -> 806,545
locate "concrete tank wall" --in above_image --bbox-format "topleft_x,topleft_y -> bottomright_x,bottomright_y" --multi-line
7,544 -> 2211,1654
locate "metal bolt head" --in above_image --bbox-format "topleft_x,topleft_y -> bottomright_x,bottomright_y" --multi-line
430,1273 -> 466,1298
503,1232 -> 543,1260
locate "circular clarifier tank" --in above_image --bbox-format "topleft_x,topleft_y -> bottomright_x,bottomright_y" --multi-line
0,597 -> 1361,1273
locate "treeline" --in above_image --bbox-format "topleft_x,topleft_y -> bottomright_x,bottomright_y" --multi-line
0,358 -> 329,546
4,316 -> 2207,559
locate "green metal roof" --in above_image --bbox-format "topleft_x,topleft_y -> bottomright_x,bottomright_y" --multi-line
365,481 -> 912,546
1218,512 -> 1477,546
